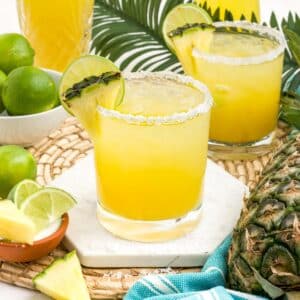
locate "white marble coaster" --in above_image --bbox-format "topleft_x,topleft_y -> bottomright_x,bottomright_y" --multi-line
50,153 -> 247,268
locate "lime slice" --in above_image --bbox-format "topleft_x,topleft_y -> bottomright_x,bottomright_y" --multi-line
162,3 -> 212,51
8,179 -> 41,208
20,187 -> 76,231
59,55 -> 125,138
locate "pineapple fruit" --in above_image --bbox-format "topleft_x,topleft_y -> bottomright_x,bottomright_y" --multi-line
228,131 -> 300,298
168,23 -> 215,75
33,250 -> 90,300
0,200 -> 36,244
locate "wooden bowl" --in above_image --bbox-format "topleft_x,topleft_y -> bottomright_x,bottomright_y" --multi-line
0,214 -> 69,262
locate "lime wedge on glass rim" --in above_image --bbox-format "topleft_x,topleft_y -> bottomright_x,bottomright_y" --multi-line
59,55 -> 125,138
20,187 -> 76,232
162,3 -> 212,51
8,179 -> 41,208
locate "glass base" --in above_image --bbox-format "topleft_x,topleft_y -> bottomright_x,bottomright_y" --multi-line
96,204 -> 202,243
208,131 -> 276,160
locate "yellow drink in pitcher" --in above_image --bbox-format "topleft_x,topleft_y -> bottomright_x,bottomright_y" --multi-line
195,0 -> 260,21
95,74 -> 211,221
17,0 -> 94,71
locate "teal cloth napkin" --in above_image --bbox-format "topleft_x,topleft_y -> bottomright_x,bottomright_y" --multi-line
125,237 -> 269,300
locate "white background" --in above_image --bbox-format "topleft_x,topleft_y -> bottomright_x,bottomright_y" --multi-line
0,0 -> 298,299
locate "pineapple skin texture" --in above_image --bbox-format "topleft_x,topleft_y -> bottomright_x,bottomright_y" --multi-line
228,131 -> 300,295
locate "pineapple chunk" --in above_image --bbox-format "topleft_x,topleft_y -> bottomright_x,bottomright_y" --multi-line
0,200 -> 36,244
33,251 -> 90,300
169,24 -> 215,75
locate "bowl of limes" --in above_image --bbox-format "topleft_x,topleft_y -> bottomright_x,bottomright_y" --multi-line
0,33 -> 68,146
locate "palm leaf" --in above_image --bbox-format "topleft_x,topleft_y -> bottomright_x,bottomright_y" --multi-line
268,12 -> 300,129
92,0 -> 190,72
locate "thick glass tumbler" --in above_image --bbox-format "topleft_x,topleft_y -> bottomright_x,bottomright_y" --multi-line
94,72 -> 213,242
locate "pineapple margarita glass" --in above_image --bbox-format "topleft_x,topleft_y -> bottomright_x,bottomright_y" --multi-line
167,20 -> 285,159
60,56 -> 213,242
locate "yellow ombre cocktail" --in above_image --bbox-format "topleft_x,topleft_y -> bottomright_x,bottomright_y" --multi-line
95,72 -> 212,241
168,21 -> 285,159
192,22 -> 284,158
60,57 -> 212,242
17,0 -> 94,72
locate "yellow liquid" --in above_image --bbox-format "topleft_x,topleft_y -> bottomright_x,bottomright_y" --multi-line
94,77 -> 210,221
193,32 -> 283,144
195,0 -> 260,21
17,0 -> 94,72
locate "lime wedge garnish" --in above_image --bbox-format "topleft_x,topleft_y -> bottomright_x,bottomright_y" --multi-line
8,179 -> 41,208
20,187 -> 76,231
162,3 -> 212,51
59,55 -> 125,138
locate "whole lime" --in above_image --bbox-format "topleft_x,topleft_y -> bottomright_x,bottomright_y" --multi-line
0,145 -> 37,198
2,66 -> 57,115
0,70 -> 7,113
0,33 -> 34,74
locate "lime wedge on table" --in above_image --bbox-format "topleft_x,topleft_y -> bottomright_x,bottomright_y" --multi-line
59,55 -> 125,138
8,179 -> 41,208
20,187 -> 76,232
162,3 -> 212,51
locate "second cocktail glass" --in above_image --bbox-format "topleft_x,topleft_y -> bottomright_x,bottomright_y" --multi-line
174,22 -> 285,159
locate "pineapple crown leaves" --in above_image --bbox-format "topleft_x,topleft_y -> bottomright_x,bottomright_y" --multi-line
168,23 -> 215,38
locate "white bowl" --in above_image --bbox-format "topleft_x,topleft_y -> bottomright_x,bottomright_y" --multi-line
0,69 -> 69,146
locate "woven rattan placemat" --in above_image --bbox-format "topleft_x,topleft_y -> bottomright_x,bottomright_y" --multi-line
0,118 -> 290,299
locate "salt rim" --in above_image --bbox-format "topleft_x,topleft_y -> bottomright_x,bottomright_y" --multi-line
193,21 -> 286,65
97,71 -> 213,125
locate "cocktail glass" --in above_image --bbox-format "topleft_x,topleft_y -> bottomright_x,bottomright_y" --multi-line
94,72 -> 212,242
189,22 -> 285,159
17,0 -> 94,72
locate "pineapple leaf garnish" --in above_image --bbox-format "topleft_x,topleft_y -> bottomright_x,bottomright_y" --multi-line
63,72 -> 121,101
168,23 -> 215,38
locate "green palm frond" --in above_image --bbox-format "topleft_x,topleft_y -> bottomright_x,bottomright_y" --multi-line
92,0 -> 190,72
269,12 -> 300,129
